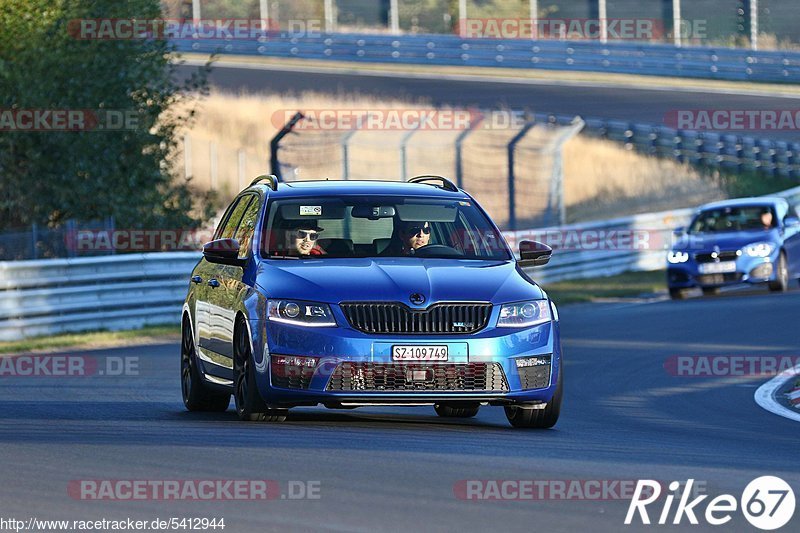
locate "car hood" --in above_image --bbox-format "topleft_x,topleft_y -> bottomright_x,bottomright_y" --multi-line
256,258 -> 544,305
673,229 -> 779,252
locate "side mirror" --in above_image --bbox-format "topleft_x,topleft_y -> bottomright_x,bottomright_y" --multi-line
783,216 -> 800,228
518,240 -> 552,268
203,238 -> 246,267
672,226 -> 686,237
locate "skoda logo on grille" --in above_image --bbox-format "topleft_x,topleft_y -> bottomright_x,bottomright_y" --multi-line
409,293 -> 426,305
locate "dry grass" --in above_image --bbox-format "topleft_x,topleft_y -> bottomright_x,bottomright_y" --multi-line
177,91 -> 725,225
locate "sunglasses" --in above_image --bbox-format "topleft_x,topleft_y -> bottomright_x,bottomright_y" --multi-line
295,230 -> 320,241
404,224 -> 431,236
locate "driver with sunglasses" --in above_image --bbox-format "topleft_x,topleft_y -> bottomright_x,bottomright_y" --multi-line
288,221 -> 326,256
396,220 -> 431,255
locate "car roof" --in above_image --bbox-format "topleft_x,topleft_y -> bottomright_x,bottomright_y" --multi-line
698,197 -> 786,211
248,180 -> 470,199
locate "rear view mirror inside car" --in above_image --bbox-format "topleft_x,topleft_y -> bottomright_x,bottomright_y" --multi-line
351,205 -> 396,219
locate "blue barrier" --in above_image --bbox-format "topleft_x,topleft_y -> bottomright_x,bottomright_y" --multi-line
173,32 -> 800,83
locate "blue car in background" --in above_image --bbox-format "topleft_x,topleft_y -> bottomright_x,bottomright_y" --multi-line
181,175 -> 562,428
667,197 -> 800,299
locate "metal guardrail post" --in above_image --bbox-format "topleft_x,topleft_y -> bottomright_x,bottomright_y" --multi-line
340,127 -> 360,181
454,114 -> 483,189
507,120 -> 537,231
269,111 -> 304,181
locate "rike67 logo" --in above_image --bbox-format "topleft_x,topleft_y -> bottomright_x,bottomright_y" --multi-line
626,477 -> 795,530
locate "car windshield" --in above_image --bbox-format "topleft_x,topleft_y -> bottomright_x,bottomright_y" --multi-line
688,205 -> 777,234
261,196 -> 511,260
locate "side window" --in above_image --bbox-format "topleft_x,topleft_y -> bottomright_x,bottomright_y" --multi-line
218,196 -> 254,240
234,196 -> 262,259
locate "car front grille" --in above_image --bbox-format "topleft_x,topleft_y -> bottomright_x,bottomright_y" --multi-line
340,302 -> 492,335
694,251 -> 739,263
326,362 -> 509,392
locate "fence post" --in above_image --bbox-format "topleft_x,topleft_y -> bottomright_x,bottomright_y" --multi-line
507,121 -> 537,231
400,122 -> 421,181
270,111 -> 305,181
454,114 -> 483,189
341,127 -> 360,180
548,118 -> 585,226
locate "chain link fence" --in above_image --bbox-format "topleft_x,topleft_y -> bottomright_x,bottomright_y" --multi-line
272,110 -> 584,230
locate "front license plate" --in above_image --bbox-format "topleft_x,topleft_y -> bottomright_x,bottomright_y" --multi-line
392,345 -> 448,361
698,261 -> 737,274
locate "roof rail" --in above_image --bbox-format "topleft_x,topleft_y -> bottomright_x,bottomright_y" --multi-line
408,175 -> 459,192
249,174 -> 280,191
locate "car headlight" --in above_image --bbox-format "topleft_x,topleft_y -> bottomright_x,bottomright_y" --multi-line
498,300 -> 552,328
667,251 -> 690,264
267,300 -> 337,327
743,242 -> 775,258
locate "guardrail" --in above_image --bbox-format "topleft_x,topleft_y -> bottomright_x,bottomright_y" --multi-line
0,253 -> 199,342
530,112 -> 800,179
1,185 -> 798,341
173,32 -> 800,83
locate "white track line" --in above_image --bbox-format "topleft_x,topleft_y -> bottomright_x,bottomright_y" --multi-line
754,363 -> 800,423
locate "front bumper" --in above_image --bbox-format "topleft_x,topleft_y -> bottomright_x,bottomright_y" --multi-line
252,319 -> 562,407
667,251 -> 779,289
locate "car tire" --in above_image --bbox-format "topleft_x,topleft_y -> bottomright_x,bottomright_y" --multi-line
181,317 -> 231,412
504,364 -> 563,429
701,287 -> 720,296
768,252 -> 789,292
233,319 -> 288,422
434,403 -> 480,418
669,288 -> 687,300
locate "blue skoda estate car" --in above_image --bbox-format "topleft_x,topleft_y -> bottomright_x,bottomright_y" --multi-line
181,175 -> 562,428
667,197 -> 800,299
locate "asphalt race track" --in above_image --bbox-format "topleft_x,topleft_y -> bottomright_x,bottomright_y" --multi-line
177,63 -> 800,143
1,289 -> 798,532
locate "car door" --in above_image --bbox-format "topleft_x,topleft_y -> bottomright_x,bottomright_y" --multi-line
203,194 -> 259,374
196,195 -> 251,371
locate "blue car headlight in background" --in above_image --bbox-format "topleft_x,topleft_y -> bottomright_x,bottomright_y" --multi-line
667,251 -> 690,264
742,242 -> 775,258
498,300 -> 552,328
268,299 -> 337,327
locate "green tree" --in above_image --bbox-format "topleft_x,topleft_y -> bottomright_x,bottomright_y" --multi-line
0,0 -> 213,230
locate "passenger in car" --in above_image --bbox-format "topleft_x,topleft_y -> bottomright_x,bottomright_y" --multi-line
288,221 -> 326,256
760,208 -> 775,230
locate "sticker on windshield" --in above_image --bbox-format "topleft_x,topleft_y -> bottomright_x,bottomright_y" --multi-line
300,206 -> 322,216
